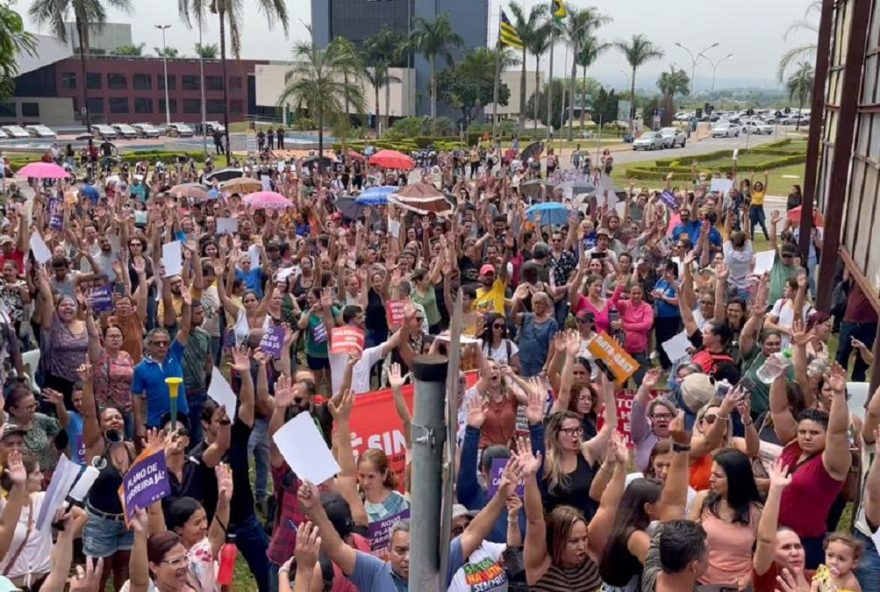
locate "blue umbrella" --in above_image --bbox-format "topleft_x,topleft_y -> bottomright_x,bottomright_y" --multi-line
356,185 -> 396,206
525,203 -> 570,227
81,184 -> 99,203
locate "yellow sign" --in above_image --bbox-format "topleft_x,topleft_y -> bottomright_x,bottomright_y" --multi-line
587,331 -> 639,385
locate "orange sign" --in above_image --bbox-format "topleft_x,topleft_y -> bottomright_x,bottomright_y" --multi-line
330,326 -> 365,355
587,331 -> 639,385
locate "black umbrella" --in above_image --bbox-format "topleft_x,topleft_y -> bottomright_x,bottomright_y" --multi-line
521,141 -> 543,162
304,155 -> 333,169
203,168 -> 244,183
334,197 -> 368,220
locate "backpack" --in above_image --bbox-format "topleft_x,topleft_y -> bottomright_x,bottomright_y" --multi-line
691,349 -> 735,378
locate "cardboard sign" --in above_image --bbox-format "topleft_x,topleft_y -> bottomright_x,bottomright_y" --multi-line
386,300 -> 406,326
89,285 -> 114,313
118,448 -> 171,523
659,190 -> 678,209
368,509 -> 411,558
330,326 -> 365,355
613,389 -> 636,447
710,178 -> 733,194
487,457 -> 524,498
587,331 -> 639,385
48,197 -> 64,230
259,324 -> 285,358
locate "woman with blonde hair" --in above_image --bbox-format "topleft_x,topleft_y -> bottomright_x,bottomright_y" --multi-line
356,448 -> 408,524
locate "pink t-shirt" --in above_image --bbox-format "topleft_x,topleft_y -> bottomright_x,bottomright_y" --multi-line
572,295 -> 612,334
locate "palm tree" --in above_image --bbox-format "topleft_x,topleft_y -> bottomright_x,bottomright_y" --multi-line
113,42 -> 144,56
524,18 -> 552,131
777,1 -> 821,82
278,37 -> 365,161
329,36 -> 361,129
410,12 -> 463,118
154,45 -> 179,58
786,61 -> 814,131
194,42 -> 218,58
178,0 -> 289,155
657,67 -> 689,126
29,0 -> 134,132
561,7 -> 609,140
575,35 -> 608,129
363,26 -> 407,133
0,4 -> 36,100
615,34 -> 663,130
507,2 -> 547,133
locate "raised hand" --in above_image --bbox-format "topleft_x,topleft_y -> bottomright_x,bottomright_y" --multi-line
736,393 -> 752,420
642,367 -> 662,389
565,329 -> 580,356
465,395 -> 486,429
295,521 -> 322,570
229,345 -> 250,372
68,557 -> 105,592
130,507 -> 149,533
612,433 -> 629,464
296,480 -> 321,514
143,427 -> 164,451
216,463 -> 234,502
4,450 -> 25,487
498,455 -> 524,497
766,459 -> 791,491
719,387 -> 744,416
274,375 -> 295,408
669,410 -> 688,445
41,387 -> 65,407
512,436 -> 542,476
388,362 -> 406,390
525,379 -> 546,426
329,389 -> 354,422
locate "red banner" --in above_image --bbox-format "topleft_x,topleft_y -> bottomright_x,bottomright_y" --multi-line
330,327 -> 365,355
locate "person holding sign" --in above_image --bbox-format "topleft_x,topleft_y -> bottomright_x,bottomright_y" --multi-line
609,282 -> 654,385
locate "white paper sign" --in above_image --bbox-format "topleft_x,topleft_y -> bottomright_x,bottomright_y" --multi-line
662,330 -> 693,363
208,366 -> 237,413
272,412 -> 340,485
216,217 -> 239,235
261,175 -> 271,191
615,200 -> 627,217
710,178 -> 733,194
162,241 -> 183,278
29,232 -> 52,264
753,250 -> 776,276
35,454 -> 80,532
388,219 -> 401,239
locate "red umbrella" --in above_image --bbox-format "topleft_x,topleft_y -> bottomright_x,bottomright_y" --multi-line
787,206 -> 824,227
369,149 -> 415,171
345,150 -> 365,161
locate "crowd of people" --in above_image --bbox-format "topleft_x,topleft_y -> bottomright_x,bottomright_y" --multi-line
0,135 -> 876,592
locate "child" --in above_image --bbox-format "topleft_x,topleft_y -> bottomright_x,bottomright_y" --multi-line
811,533 -> 863,592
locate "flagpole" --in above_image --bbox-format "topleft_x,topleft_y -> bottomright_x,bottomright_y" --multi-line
546,24 -> 555,144
492,38 -> 502,146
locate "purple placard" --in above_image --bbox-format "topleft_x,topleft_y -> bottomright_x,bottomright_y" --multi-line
118,448 -> 171,522
660,190 -> 678,209
368,508 -> 410,557
259,324 -> 285,358
48,197 -> 63,230
89,285 -> 113,313
487,458 -> 524,498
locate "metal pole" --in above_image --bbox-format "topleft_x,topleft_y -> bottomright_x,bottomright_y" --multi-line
492,41 -> 502,146
407,354 -> 448,592
560,43 -> 568,135
199,26 -> 208,156
546,26 -> 555,142
156,24 -> 172,127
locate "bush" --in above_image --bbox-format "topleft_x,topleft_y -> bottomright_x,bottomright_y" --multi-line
292,117 -> 316,131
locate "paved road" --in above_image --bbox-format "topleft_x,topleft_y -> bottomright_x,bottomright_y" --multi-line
610,127 -> 793,164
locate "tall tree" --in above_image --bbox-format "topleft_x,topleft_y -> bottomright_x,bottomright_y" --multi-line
278,37 -> 365,160
0,4 -> 36,101
507,1 -> 548,133
614,34 -> 663,130
194,42 -> 218,58
524,16 -> 552,131
154,45 -> 179,58
29,0 -> 134,132
777,1 -> 821,82
561,7 -> 609,140
437,46 -> 515,126
363,26 -> 407,133
178,0 -> 289,154
786,61 -> 814,131
657,67 -> 689,126
410,12 -> 463,118
575,35 -> 608,129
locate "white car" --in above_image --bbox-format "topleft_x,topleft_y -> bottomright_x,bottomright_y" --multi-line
1,125 -> 29,139
166,123 -> 194,137
742,120 -> 773,135
659,127 -> 687,148
0,129 -> 8,139
632,131 -> 669,151
132,123 -> 161,138
711,122 -> 741,138
92,124 -> 118,140
206,121 -> 225,134
25,125 -> 56,138
112,123 -> 139,139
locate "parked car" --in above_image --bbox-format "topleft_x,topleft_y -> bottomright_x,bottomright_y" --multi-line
659,127 -> 687,148
1,125 -> 29,139
781,114 -> 810,126
742,119 -> 773,135
112,123 -> 139,139
92,124 -> 118,140
0,129 -> 9,139
166,123 -> 194,137
205,121 -> 225,134
632,131 -> 669,151
711,122 -> 741,138
24,124 -> 56,138
132,123 -> 161,138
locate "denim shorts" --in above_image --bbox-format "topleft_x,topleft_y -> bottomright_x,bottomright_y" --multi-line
82,507 -> 134,557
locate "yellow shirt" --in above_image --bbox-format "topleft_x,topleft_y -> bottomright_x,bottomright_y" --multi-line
751,189 -> 765,206
474,279 -> 507,315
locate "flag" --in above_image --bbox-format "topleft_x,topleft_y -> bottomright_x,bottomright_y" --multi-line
551,0 -> 568,19
499,10 -> 523,49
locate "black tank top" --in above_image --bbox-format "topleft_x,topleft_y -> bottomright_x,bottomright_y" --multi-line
543,454 -> 598,521
88,444 -> 135,514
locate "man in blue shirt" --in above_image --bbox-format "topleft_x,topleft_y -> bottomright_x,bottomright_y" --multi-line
132,287 -> 192,440
671,208 -> 698,243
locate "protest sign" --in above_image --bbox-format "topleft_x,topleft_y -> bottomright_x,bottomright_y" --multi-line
208,366 -> 237,412
35,455 -> 80,532
272,412 -> 340,485
29,232 -> 52,265
217,217 -> 238,235
260,325 -> 285,358
89,285 -> 114,313
161,241 -> 183,277
330,326 -> 365,355
710,178 -> 733,194
48,197 -> 63,230
487,458 -> 524,498
368,509 -> 410,558
118,447 -> 171,523
659,190 -> 678,209
587,331 -> 639,385
385,300 -> 406,326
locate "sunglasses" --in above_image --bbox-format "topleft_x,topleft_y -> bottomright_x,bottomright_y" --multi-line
152,340 -> 170,347
493,323 -> 505,329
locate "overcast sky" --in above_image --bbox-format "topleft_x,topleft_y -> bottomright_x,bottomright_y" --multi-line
17,0 -> 818,90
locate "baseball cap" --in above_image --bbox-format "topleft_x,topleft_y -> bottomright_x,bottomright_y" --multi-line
321,491 -> 354,537
452,504 -> 478,520
0,423 -> 26,441
680,373 -> 716,413
479,264 -> 496,276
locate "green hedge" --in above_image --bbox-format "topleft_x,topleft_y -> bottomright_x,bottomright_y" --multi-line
5,150 -> 211,173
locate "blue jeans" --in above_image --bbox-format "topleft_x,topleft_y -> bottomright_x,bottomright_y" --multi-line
836,321 -> 877,382
750,205 -> 769,240
187,389 -> 207,445
235,513 -> 270,592
248,417 -> 270,502
855,530 -> 880,591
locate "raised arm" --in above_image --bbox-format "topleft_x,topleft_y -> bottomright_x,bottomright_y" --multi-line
753,460 -> 791,576
690,389 -> 740,458
0,451 -> 26,560
230,345 -> 255,427
769,372 -> 798,444
329,389 -> 369,527
208,464 -> 233,557
586,437 -> 629,559
657,412 -> 691,522
297,481 -> 358,576
822,369 -> 853,480
582,376 -> 617,463
864,428 -> 880,528
518,435 -> 548,580
678,253 -> 698,336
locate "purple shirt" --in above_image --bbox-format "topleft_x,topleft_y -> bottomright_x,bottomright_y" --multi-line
630,397 -> 659,472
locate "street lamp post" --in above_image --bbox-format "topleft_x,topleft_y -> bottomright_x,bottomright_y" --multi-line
198,25 -> 208,155
674,41 -> 719,95
699,53 -> 734,93
155,24 -> 172,127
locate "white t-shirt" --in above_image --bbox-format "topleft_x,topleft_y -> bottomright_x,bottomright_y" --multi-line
329,340 -> 388,395
482,340 -> 519,366
769,298 -> 813,348
446,538 -> 508,592
0,492 -> 52,582
723,240 -> 754,289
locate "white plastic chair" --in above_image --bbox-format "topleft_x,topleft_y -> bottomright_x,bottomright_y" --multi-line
21,349 -> 40,394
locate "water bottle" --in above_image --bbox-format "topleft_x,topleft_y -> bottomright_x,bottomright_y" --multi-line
756,350 -> 793,384
216,534 -> 238,586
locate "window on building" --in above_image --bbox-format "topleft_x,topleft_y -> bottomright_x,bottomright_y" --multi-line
134,98 -> 153,114
61,72 -> 77,89
0,102 -> 15,117
158,74 -> 176,90
159,98 -> 177,114
182,75 -> 200,91
21,103 -> 39,117
86,73 -> 102,90
230,77 -> 242,90
87,97 -> 104,114
108,74 -> 127,90
109,97 -> 129,113
183,99 -> 201,114
206,99 -> 225,114
133,74 -> 152,90
206,76 -> 224,91
230,100 -> 243,114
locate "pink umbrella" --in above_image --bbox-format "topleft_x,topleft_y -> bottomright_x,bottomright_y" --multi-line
243,191 -> 293,210
16,162 -> 71,179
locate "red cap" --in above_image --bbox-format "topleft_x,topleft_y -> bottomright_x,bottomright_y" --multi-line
480,264 -> 496,276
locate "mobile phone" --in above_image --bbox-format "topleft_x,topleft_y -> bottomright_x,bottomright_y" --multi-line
738,376 -> 756,392
593,359 -> 616,382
